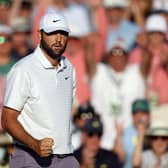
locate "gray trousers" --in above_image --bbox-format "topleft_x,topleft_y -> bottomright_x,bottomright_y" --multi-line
9,146 -> 80,168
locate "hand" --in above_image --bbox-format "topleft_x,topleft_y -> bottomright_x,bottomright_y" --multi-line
82,148 -> 95,168
33,138 -> 54,157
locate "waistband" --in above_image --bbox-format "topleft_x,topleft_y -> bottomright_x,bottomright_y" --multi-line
15,143 -> 74,159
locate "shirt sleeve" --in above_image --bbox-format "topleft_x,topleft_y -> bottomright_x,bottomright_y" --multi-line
4,65 -> 30,112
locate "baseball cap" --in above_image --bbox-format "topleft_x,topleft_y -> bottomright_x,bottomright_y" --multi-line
11,17 -> 31,33
39,12 -> 70,34
0,24 -> 12,34
104,0 -> 129,8
73,102 -> 96,121
82,118 -> 103,135
146,105 -> 168,137
132,99 -> 150,114
146,14 -> 167,33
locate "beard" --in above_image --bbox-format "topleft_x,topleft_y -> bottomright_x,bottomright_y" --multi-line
40,37 -> 67,60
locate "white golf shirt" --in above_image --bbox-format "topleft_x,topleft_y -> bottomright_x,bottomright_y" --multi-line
4,46 -> 76,154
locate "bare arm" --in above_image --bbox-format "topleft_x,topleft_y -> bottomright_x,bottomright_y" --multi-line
113,122 -> 126,162
132,124 -> 146,168
8,0 -> 22,24
1,107 -> 53,157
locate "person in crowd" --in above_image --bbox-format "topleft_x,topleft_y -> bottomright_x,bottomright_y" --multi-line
64,23 -> 92,106
125,0 -> 152,28
104,0 -> 140,52
72,102 -> 96,149
10,17 -> 34,61
1,12 -> 79,168
74,117 -> 122,168
129,14 -> 168,107
0,24 -> 16,76
132,105 -> 168,168
83,0 -> 108,62
0,0 -> 12,24
90,43 -> 150,150
114,99 -> 150,168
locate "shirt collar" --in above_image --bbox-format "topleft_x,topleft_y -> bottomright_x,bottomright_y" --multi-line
34,46 -> 67,70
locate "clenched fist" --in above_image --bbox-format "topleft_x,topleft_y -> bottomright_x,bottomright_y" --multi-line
33,138 -> 54,157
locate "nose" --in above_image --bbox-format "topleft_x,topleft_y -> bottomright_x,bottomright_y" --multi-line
55,33 -> 61,42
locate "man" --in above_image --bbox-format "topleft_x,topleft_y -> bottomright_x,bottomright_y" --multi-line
72,102 -> 96,149
1,12 -> 79,168
74,117 -> 121,168
103,0 -> 140,52
0,24 -> 16,76
91,44 -> 148,150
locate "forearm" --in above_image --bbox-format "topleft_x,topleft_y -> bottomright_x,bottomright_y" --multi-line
1,107 -> 38,151
113,135 -> 126,162
132,132 -> 144,167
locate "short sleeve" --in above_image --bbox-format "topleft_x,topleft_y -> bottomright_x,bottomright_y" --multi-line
4,65 -> 30,111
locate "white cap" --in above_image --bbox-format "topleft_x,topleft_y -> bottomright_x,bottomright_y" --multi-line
146,14 -> 167,33
39,12 -> 70,33
0,24 -> 12,34
11,17 -> 31,33
104,0 -> 129,8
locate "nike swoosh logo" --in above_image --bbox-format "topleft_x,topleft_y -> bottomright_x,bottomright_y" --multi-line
65,76 -> 69,80
53,20 -> 60,23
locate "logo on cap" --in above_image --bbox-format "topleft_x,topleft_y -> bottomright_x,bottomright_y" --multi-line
53,20 -> 60,23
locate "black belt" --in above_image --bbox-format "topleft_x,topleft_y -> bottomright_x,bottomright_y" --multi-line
52,153 -> 74,158
15,143 -> 73,159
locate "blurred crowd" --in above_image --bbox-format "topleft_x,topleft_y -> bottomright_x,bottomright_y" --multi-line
0,0 -> 168,167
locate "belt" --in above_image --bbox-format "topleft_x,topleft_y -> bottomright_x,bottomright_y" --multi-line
15,143 -> 73,159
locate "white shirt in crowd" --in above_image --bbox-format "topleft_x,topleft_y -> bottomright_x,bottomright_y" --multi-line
91,63 -> 146,150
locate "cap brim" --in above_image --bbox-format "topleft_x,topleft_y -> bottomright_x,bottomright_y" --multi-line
42,27 -> 70,34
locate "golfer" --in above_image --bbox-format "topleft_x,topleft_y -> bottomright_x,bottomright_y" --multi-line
1,12 -> 79,168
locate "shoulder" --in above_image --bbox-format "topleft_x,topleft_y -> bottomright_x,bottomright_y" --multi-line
8,53 -> 34,73
122,20 -> 140,32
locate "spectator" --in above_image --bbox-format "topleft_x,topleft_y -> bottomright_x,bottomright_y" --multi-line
114,99 -> 150,168
90,44 -> 149,150
64,24 -> 91,106
10,17 -> 34,61
125,0 -> 152,28
133,105 -> 168,168
72,102 -> 96,149
74,117 -> 121,168
129,14 -> 168,107
84,0 -> 108,62
104,0 -> 140,52
0,24 -> 16,76
0,0 -> 12,24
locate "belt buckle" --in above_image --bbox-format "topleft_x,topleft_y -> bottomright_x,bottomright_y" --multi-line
57,154 -> 67,158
